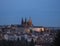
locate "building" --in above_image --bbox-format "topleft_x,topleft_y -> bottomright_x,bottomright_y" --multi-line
0,17 -> 59,45
20,17 -> 45,32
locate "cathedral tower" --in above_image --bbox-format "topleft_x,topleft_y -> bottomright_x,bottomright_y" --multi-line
24,18 -> 27,26
28,17 -> 32,26
21,18 -> 24,25
21,17 -> 33,27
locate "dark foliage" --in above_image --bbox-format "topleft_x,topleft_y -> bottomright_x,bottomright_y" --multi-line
0,38 -> 35,46
52,30 -> 60,46
29,39 -> 35,46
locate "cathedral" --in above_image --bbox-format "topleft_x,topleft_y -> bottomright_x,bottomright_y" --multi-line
21,17 -> 33,27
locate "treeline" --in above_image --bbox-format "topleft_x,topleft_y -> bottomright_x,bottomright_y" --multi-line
51,30 -> 60,46
0,38 -> 35,46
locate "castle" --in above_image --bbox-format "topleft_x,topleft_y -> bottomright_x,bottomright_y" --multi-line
0,17 -> 58,41
20,17 -> 45,32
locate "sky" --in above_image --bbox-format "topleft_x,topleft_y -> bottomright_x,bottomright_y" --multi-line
0,0 -> 60,27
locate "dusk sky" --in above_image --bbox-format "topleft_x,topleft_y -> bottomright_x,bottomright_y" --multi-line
0,0 -> 60,27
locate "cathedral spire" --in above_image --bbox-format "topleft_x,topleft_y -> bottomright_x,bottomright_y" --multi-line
25,17 -> 27,24
21,17 -> 24,25
28,17 -> 32,26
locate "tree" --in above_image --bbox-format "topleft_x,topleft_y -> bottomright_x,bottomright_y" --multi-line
29,39 -> 35,46
30,29 -> 33,33
16,38 -> 21,46
52,30 -> 60,46
25,39 -> 28,46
